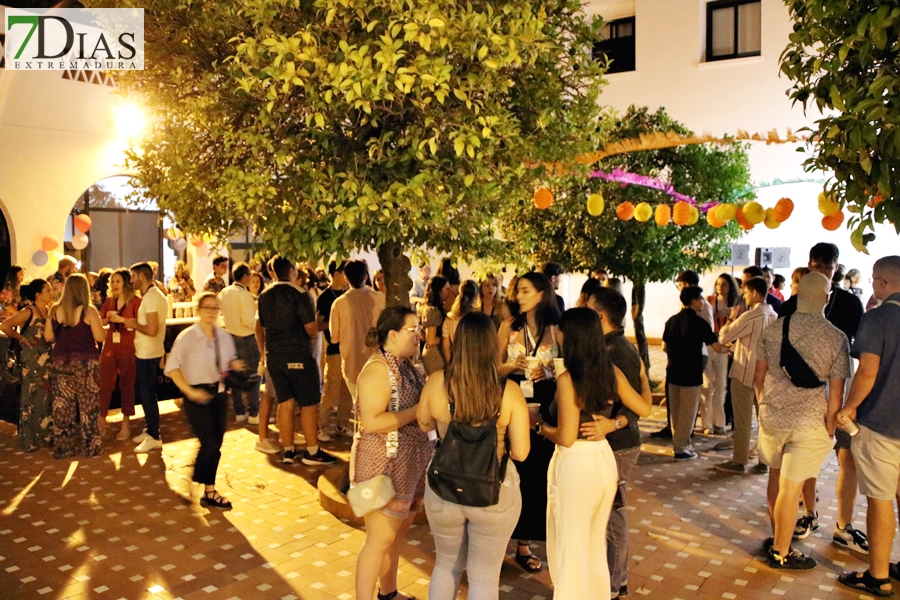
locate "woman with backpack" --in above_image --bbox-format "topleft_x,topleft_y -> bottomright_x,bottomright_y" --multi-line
532,308 -> 647,598
352,306 -> 432,600
418,312 -> 531,599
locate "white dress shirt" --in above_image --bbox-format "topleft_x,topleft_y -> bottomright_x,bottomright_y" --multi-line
219,283 -> 256,337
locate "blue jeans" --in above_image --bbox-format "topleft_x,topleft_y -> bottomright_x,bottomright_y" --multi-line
230,334 -> 261,416
135,357 -> 161,440
607,446 -> 641,594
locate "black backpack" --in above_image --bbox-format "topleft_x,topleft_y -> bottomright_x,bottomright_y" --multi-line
779,315 -> 825,389
427,403 -> 509,507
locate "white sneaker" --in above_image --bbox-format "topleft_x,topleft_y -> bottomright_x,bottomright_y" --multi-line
247,415 -> 259,425
317,429 -> 333,442
236,414 -> 248,423
335,424 -> 354,438
255,439 -> 281,454
132,430 -> 148,444
134,436 -> 162,453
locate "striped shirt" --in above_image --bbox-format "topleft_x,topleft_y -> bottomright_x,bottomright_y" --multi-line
719,301 -> 777,388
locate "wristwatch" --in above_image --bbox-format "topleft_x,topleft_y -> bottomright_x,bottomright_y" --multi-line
534,422 -> 543,436
614,417 -> 623,430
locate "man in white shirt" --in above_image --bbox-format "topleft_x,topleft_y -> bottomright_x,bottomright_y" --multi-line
125,262 -> 168,453
715,277 -> 777,474
219,262 -> 260,424
330,260 -> 385,402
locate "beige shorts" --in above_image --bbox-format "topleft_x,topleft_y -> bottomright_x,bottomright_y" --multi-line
852,425 -> 900,501
758,424 -> 833,482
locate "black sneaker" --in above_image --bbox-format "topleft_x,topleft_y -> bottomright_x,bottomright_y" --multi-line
768,547 -> 817,570
763,537 -> 774,552
618,584 -> 629,597
674,450 -> 698,460
650,427 -> 673,439
301,449 -> 337,466
833,523 -> 869,554
282,449 -> 297,465
794,512 -> 819,540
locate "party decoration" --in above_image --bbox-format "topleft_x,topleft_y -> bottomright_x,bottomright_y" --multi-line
868,193 -> 884,208
46,251 -> 62,274
633,202 -> 653,222
591,168 -> 699,206
772,198 -> 794,222
717,203 -> 737,222
687,205 -> 700,226
41,235 -> 59,251
32,250 -> 49,266
654,204 -> 671,227
822,210 -> 844,231
190,236 -> 206,247
74,214 -> 92,233
743,201 -> 765,225
586,193 -> 605,216
764,208 -> 781,229
533,188 -> 553,210
735,206 -> 753,230
173,237 -> 187,251
71,233 -> 89,250
706,208 -> 725,228
818,192 -> 840,216
672,201 -> 691,226
165,227 -> 182,240
616,201 -> 635,221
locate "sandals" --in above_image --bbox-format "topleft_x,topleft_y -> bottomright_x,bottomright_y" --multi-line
892,562 -> 900,583
838,570 -> 893,597
514,544 -> 543,573
200,490 -> 232,509
377,591 -> 415,600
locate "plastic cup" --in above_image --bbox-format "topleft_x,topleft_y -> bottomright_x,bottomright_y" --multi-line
553,358 -> 566,376
525,357 -> 540,380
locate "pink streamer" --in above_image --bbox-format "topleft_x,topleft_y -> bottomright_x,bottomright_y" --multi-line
589,169 -> 720,213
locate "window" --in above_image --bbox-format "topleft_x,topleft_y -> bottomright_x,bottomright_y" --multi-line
594,17 -> 635,73
706,0 -> 761,61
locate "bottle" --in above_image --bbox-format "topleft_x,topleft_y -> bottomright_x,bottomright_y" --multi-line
840,415 -> 860,436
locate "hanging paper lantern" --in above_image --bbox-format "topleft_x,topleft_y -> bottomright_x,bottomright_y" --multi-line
764,208 -> 781,229
46,251 -> 62,274
533,188 -> 553,210
71,233 -> 89,250
687,205 -> 700,226
633,202 -> 653,222
165,227 -> 182,240
743,201 -> 765,225
717,203 -> 737,223
586,193 -> 605,216
74,214 -> 92,233
706,208 -> 725,228
190,235 -> 206,247
672,202 -> 691,226
32,250 -> 49,267
822,210 -> 844,231
654,204 -> 671,226
41,235 -> 60,251
868,193 -> 884,208
173,237 -> 187,251
616,201 -> 635,221
735,205 -> 751,229
818,192 -> 840,216
772,198 -> 794,222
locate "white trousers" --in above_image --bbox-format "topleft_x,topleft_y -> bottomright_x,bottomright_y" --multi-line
700,351 -> 728,429
547,440 -> 618,600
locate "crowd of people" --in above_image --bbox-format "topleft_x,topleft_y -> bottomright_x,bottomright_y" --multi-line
0,242 -> 899,599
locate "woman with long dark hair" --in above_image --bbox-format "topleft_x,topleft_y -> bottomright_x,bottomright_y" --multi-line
497,272 -> 562,572
420,275 -> 451,375
441,279 -> 479,363
533,308 -> 645,597
703,273 -> 738,434
0,279 -> 53,451
418,312 -> 531,599
352,306 -> 431,600
0,265 -> 25,320
98,268 -> 142,440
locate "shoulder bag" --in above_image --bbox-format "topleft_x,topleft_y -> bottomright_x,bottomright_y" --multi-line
779,315 -> 825,389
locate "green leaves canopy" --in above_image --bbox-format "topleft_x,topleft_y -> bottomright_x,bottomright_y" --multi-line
96,0 -> 607,263
780,1 -> 900,251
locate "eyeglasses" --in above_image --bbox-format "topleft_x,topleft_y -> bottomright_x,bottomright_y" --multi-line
199,305 -> 221,312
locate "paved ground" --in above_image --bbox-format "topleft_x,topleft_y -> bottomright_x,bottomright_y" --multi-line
1,396 -> 897,600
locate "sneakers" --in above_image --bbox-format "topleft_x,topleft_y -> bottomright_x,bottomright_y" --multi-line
712,426 -> 726,435
833,523 -> 869,554
794,512 -> 819,540
255,439 -> 281,455
767,547 -> 817,570
301,449 -> 337,466
235,414 -> 248,423
335,424 -> 354,438
134,436 -> 162,453
282,449 -> 298,465
714,438 -> 734,450
650,427 -> 673,439
754,462 -> 769,474
714,460 -> 745,474
132,430 -> 148,444
763,537 -> 774,552
316,429 -> 333,443
674,450 -> 698,460
247,415 -> 260,425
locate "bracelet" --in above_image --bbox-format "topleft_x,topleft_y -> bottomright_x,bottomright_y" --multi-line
534,422 -> 543,436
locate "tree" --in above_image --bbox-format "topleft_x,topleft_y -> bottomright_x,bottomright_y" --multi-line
503,106 -> 753,368
96,0 -> 607,304
780,0 -> 900,252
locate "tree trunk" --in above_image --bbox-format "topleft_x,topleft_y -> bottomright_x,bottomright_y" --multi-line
631,280 -> 651,373
377,241 -> 412,308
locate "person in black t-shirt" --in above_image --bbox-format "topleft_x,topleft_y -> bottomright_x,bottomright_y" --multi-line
777,243 -> 868,552
256,257 -> 336,467
315,260 -> 352,438
663,286 -> 727,460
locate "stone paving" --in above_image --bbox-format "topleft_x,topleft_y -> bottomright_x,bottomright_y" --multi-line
0,397 -> 897,600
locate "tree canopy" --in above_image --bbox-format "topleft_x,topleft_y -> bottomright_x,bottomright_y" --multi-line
780,0 -> 900,252
94,0 -> 608,301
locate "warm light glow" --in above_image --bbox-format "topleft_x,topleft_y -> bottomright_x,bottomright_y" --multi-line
114,104 -> 146,139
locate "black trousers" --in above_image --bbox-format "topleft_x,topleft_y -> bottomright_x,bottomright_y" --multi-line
182,387 -> 227,485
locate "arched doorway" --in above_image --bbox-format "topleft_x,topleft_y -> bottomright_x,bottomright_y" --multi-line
0,207 -> 11,283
